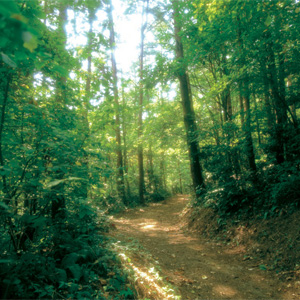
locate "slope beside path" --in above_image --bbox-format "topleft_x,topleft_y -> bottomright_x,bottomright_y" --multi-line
110,195 -> 299,300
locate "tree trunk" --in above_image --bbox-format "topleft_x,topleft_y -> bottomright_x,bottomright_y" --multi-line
177,160 -> 183,194
172,0 -> 205,198
264,32 -> 287,164
243,92 -> 257,176
51,3 -> 68,219
147,146 -> 155,193
236,16 -> 257,179
253,94 -> 262,145
77,7 -> 94,200
121,80 -> 131,202
0,73 -> 11,204
137,0 -> 149,205
107,0 -> 126,203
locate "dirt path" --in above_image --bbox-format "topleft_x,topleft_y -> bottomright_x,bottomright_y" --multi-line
111,195 -> 298,300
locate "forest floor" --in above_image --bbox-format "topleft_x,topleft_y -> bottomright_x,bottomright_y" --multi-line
109,195 -> 300,300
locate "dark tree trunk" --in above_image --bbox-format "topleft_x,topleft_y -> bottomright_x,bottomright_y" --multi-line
177,160 -> 183,194
264,32 -> 288,164
172,0 -> 205,198
0,73 -> 11,204
243,92 -> 257,176
236,16 -> 257,180
51,3 -> 68,219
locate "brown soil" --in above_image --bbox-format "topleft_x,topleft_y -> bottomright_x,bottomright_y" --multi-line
110,195 -> 300,300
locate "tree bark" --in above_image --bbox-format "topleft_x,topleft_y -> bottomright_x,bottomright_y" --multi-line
107,0 -> 126,203
237,16 -> 257,179
51,3 -> 68,219
137,0 -> 149,205
0,73 -> 11,204
264,31 -> 287,164
172,0 -> 205,198
121,80 -> 131,200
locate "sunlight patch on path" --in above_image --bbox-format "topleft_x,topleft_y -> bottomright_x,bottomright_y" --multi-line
213,284 -> 238,297
111,240 -> 181,300
110,195 -> 297,300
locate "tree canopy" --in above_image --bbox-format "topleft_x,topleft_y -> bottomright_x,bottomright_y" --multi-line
0,0 -> 299,298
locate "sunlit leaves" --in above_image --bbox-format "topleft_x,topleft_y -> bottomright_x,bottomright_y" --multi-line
1,53 -> 17,68
264,15 -> 272,27
22,31 -> 38,52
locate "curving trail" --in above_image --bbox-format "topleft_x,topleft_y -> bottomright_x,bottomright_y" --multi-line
111,195 -> 299,300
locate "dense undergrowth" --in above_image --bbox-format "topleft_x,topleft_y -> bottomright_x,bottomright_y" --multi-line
0,199 -> 136,300
186,161 -> 300,281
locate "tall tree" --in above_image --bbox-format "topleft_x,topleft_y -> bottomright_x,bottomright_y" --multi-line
172,0 -> 205,198
51,0 -> 69,219
236,14 -> 257,180
137,0 -> 149,205
107,0 -> 126,203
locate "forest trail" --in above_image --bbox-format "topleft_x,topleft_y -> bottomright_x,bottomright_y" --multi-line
110,195 -> 298,300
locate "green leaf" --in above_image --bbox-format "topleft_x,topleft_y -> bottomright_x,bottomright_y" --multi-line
0,259 -> 14,264
259,265 -> 267,271
1,53 -> 17,68
0,37 -> 9,48
0,202 -> 10,210
264,15 -> 272,27
52,65 -> 69,77
62,253 -> 79,268
46,179 -> 65,188
55,268 -> 67,282
68,264 -> 82,281
23,32 -> 38,53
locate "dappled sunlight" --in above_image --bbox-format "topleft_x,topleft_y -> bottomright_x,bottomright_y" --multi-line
174,195 -> 190,202
113,244 -> 181,300
167,233 -> 198,245
141,223 -> 157,230
213,284 -> 238,297
110,196 -> 294,300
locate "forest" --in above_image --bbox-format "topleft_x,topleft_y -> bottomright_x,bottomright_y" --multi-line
0,0 -> 299,299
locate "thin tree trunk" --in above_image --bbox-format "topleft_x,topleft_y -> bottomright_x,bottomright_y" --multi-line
77,7 -> 95,200
159,153 -> 167,190
137,0 -> 149,205
237,16 -> 257,179
147,146 -> 155,192
107,0 -> 126,203
55,2 -> 68,106
243,92 -> 257,175
84,9 -> 93,130
52,3 -> 68,219
253,94 -> 262,145
264,32 -> 287,164
239,93 -> 245,126
177,160 -> 183,194
0,73 -> 11,204
172,0 -> 205,198
121,79 -> 131,201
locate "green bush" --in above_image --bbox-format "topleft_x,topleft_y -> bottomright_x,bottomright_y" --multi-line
0,199 -> 135,299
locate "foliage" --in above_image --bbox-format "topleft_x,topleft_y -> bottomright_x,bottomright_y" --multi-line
1,0 -> 300,297
0,199 -> 135,299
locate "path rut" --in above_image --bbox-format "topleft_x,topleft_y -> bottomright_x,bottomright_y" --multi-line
111,195 -> 298,300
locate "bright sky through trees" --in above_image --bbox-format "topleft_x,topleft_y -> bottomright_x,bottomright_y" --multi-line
65,0 -> 141,74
